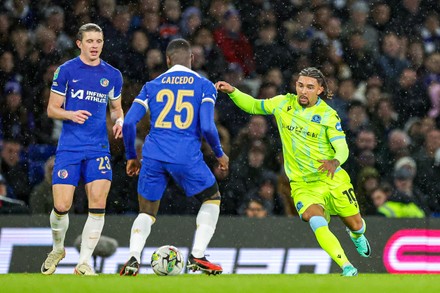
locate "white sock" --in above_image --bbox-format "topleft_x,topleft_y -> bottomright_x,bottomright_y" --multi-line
129,213 -> 154,262
50,209 -> 69,252
191,202 -> 219,258
78,212 -> 105,265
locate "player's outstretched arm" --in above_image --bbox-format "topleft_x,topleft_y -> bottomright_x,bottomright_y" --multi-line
47,91 -> 91,124
215,81 -> 266,115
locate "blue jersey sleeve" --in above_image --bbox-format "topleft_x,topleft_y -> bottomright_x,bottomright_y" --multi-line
123,100 -> 148,159
51,65 -> 68,96
110,70 -> 123,100
200,81 -> 223,158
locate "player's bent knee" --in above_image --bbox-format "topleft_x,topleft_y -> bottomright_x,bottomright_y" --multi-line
53,206 -> 69,215
195,182 -> 220,203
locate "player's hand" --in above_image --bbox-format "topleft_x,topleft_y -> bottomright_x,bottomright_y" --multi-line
317,159 -> 340,179
70,110 -> 92,124
215,81 -> 235,94
126,159 -> 141,177
113,119 -> 123,139
216,153 -> 229,172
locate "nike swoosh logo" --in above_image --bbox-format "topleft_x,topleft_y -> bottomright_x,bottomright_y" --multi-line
72,79 -> 80,82
364,245 -> 371,256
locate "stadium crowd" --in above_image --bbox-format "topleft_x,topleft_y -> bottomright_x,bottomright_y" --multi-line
0,0 -> 439,218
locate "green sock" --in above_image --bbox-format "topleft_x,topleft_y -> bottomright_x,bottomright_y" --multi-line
314,225 -> 349,267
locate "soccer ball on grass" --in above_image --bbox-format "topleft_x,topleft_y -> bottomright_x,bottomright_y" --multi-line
151,245 -> 184,276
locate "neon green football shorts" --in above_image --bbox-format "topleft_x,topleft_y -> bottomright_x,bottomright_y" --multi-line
290,169 -> 360,221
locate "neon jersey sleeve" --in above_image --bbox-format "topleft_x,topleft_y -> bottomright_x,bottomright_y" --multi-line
228,88 -> 266,114
326,113 -> 348,165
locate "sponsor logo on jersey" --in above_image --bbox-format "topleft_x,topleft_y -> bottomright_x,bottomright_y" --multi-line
72,79 -> 80,83
100,78 -> 109,87
58,169 -> 68,179
53,67 -> 60,80
311,115 -> 321,123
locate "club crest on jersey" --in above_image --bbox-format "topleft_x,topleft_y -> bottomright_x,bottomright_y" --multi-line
58,169 -> 68,179
335,122 -> 343,131
296,201 -> 303,211
53,67 -> 60,80
100,78 -> 109,87
311,115 -> 321,123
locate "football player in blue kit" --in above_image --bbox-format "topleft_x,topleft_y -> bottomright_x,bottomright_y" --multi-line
120,38 -> 229,276
41,23 -> 124,276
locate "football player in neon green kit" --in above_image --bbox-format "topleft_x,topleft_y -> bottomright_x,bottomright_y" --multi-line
216,67 -> 371,276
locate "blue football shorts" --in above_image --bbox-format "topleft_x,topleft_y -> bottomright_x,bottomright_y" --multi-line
52,150 -> 112,186
138,156 -> 216,201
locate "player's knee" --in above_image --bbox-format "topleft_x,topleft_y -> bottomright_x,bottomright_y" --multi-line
53,206 -> 69,215
195,182 -> 221,203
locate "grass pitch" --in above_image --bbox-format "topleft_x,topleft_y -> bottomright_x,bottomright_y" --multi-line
2,274 -> 440,293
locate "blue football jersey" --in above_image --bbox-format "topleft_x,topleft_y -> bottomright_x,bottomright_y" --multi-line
51,57 -> 123,152
134,65 -> 217,163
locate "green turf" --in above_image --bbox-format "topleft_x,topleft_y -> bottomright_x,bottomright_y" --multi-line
1,274 -> 440,293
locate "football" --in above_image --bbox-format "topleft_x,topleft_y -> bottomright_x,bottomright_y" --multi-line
151,245 -> 184,276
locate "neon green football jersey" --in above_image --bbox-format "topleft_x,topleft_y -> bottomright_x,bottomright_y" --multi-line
229,89 -> 347,182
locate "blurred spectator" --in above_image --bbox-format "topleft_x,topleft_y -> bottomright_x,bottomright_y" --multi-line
125,30 -> 150,83
345,127 -> 378,184
394,68 -> 430,127
230,116 -> 278,171
0,173 -> 28,214
341,1 -> 379,55
285,30 -> 312,74
369,2 -> 392,43
210,159 -> 245,216
355,166 -> 381,215
390,0 -> 425,38
253,23 -> 286,75
95,0 -> 116,35
158,0 -> 182,47
376,32 -> 410,92
413,128 -> 440,213
387,166 -> 430,217
3,0 -> 36,30
230,140 -> 272,194
0,139 -> 30,204
145,48 -> 166,80
203,0 -> 230,31
344,101 -> 370,149
103,5 -> 132,70
179,6 -> 201,39
192,26 -> 227,81
244,198 -> 268,218
371,97 -> 399,150
421,12 -> 440,54
215,63 -> 250,138
29,156 -> 55,214
240,171 -> 285,216
428,82 -> 440,122
0,11 -> 11,50
139,11 -> 162,49
370,185 -> 390,216
406,40 -> 426,74
44,6 -> 74,54
377,129 -> 411,177
0,50 -> 21,100
0,81 -> 33,145
364,84 -> 383,119
343,31 -> 379,85
213,9 -> 256,77
327,78 -> 357,127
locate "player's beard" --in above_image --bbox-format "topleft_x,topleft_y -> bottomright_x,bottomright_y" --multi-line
298,95 -> 309,107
